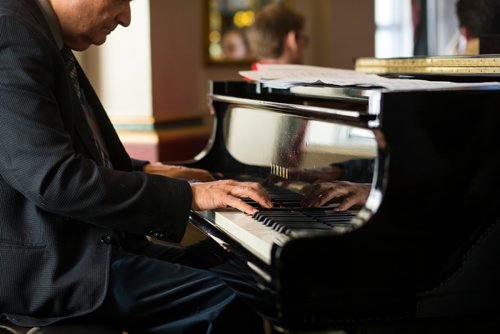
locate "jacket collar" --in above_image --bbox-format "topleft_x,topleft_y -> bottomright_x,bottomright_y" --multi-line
35,0 -> 64,50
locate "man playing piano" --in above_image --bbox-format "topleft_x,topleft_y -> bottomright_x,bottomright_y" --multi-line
0,0 -> 273,333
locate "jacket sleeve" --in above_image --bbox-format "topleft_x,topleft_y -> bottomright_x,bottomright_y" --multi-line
0,16 -> 191,242
132,158 -> 150,171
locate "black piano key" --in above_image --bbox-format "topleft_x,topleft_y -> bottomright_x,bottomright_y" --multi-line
276,223 -> 331,233
301,210 -> 355,223
269,219 -> 318,230
243,199 -> 302,208
259,214 -> 311,224
265,218 -> 316,228
272,224 -> 306,233
267,217 -> 317,222
261,211 -> 306,219
323,221 -> 352,227
275,202 -> 302,208
317,217 -> 354,222
263,218 -> 276,226
310,212 -> 354,217
257,211 -> 306,217
253,211 -> 269,219
284,228 -> 329,235
304,210 -> 355,217
255,215 -> 276,224
242,187 -> 306,209
282,226 -> 333,234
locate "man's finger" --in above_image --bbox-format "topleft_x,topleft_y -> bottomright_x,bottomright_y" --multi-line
334,197 -> 357,211
228,185 -> 272,208
224,194 -> 258,215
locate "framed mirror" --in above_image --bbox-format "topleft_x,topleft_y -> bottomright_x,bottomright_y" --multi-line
204,0 -> 291,65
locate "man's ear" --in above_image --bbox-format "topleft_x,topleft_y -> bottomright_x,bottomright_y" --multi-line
284,30 -> 298,52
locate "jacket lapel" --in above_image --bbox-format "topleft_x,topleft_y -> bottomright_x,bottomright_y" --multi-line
69,84 -> 106,165
75,62 -> 133,171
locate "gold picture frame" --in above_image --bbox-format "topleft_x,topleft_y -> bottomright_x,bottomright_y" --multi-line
203,0 -> 292,65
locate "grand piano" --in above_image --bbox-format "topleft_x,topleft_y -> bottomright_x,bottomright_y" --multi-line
183,56 -> 500,332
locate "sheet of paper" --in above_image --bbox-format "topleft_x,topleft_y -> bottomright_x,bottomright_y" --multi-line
239,64 -> 500,91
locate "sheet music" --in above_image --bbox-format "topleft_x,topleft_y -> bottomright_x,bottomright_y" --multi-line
239,64 -> 500,90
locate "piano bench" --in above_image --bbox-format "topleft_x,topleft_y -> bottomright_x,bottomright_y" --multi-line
0,322 -> 122,334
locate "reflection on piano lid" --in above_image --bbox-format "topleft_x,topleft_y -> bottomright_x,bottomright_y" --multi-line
183,75 -> 500,330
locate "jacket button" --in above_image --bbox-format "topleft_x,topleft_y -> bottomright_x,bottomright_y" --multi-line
100,235 -> 112,244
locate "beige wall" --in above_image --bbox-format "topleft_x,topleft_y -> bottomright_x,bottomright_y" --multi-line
81,0 -> 374,123
297,0 -> 375,68
78,0 -> 152,125
78,0 -> 374,161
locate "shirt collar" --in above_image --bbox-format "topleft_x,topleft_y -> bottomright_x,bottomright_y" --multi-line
35,0 -> 64,50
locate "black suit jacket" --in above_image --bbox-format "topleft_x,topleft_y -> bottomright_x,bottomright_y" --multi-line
0,0 -> 192,326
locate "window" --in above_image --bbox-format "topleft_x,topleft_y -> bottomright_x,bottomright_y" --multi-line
375,0 -> 413,58
375,0 -> 460,57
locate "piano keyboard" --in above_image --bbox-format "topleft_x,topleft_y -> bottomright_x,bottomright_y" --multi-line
214,209 -> 285,265
211,187 -> 356,265
243,186 -> 305,208
254,208 -> 353,234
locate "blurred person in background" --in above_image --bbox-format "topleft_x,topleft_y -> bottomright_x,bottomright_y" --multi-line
221,27 -> 249,60
246,3 -> 308,69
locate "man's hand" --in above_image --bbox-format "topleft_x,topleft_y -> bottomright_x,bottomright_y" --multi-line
301,181 -> 371,211
191,180 -> 273,215
143,163 -> 215,182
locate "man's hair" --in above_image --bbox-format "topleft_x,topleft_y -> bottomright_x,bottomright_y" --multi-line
456,0 -> 500,38
246,4 -> 304,60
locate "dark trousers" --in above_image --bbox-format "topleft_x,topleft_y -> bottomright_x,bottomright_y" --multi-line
70,236 -> 270,334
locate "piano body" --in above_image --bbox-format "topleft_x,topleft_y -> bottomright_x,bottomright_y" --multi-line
183,56 -> 500,331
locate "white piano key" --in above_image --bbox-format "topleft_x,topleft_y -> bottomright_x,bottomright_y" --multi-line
214,209 -> 290,265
